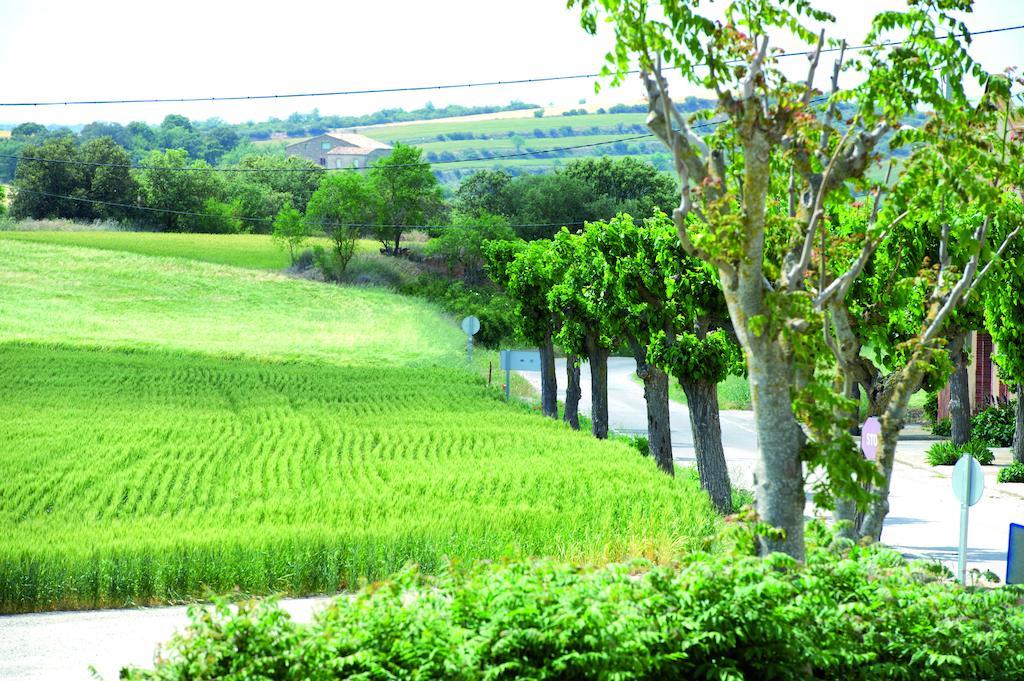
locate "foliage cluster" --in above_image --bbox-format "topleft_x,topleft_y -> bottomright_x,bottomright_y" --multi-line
402,275 -> 516,348
997,461 -> 1024,484
932,417 -> 952,437
455,159 -> 678,240
124,525 -> 1024,681
925,440 -> 994,467
9,138 -> 324,232
971,400 -> 1018,448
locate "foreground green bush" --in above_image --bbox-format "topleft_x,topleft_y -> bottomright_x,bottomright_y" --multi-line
926,440 -> 994,466
123,527 -> 1024,681
972,400 -> 1017,447
998,461 -> 1024,483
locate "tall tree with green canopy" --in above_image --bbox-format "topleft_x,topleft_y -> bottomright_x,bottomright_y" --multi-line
139,149 -> 223,231
305,172 -> 374,276
485,239 -> 560,419
79,136 -> 138,221
985,216 -> 1024,464
571,0 -> 1022,558
595,212 -> 739,511
10,136 -> 87,220
549,227 -> 621,439
368,143 -> 443,254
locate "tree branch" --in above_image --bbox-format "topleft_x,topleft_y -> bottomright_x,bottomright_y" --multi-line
815,211 -> 909,308
802,30 -> 825,106
923,216 -> 990,343
819,40 -> 847,156
740,35 -> 769,101
964,224 -> 1022,302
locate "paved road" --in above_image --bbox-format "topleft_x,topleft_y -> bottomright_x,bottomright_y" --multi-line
522,356 -> 1024,581
2,358 -> 1021,680
527,357 -> 760,487
0,596 -> 331,680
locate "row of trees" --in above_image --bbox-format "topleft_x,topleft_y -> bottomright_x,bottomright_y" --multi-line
7,133 -> 682,250
569,0 -> 1024,559
8,136 -> 324,231
486,213 -> 740,514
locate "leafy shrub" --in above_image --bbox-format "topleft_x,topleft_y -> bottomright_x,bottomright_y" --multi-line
403,275 -> 516,348
931,416 -> 951,436
923,391 -> 939,423
123,528 -> 1024,681
998,461 -> 1024,483
627,434 -> 649,457
334,252 -> 421,288
926,440 -> 994,466
971,400 -> 1016,447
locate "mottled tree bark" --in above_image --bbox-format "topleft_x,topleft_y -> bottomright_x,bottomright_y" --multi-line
679,377 -> 732,513
564,355 -> 581,431
586,335 -> 610,439
539,335 -> 558,419
631,344 -> 673,475
1015,387 -> 1024,464
948,331 -> 971,446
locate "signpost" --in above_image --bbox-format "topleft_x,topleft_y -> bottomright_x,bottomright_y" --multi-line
499,349 -> 542,400
951,454 -> 984,584
860,416 -> 881,461
461,316 -> 480,363
1008,523 -> 1024,585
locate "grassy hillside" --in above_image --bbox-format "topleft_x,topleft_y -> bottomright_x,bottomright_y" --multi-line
0,231 -> 343,271
0,240 -> 717,613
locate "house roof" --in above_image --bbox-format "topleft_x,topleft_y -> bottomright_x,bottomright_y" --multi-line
327,146 -> 380,156
329,132 -> 390,150
285,131 -> 391,151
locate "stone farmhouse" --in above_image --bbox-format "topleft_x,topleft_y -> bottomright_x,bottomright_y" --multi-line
285,132 -> 391,169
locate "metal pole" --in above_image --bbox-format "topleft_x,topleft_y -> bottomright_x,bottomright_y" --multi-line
467,336 -> 473,363
958,459 -> 972,584
502,350 -> 511,401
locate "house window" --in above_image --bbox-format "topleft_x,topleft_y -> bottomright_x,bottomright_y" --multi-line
319,157 -> 325,166
353,159 -> 361,169
336,159 -> 343,168
321,141 -> 332,151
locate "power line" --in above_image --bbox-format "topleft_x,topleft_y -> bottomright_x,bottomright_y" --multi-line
0,93 -> 832,174
11,188 -> 591,231
1,24 -> 1020,108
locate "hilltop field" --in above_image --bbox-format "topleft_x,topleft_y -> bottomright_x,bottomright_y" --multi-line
0,237 -> 721,613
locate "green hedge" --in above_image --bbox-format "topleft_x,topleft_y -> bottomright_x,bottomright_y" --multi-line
972,400 -> 1017,448
123,525 -> 1024,681
926,440 -> 995,466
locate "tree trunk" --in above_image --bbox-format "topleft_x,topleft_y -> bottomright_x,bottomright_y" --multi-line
860,363 -> 925,540
746,348 -> 807,559
539,335 -> 558,419
564,355 -> 581,430
1014,387 -> 1024,464
679,377 -> 732,514
632,346 -> 673,475
586,336 -> 609,439
835,377 -> 867,539
949,332 -> 971,446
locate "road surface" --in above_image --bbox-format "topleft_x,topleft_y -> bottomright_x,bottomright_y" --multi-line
521,356 -> 1024,581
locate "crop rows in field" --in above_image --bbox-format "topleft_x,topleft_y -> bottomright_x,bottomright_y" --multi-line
0,343 -> 716,612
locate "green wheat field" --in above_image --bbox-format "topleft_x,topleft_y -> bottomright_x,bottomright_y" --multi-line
0,239 -> 718,613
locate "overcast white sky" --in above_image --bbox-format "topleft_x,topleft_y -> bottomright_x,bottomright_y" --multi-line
1,0 -> 1022,127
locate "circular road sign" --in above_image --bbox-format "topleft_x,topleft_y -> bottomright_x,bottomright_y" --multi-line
461,316 -> 481,336
860,416 -> 881,461
952,454 -> 984,507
